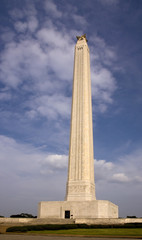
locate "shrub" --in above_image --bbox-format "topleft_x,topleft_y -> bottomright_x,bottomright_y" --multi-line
10,213 -> 36,218
6,222 -> 142,232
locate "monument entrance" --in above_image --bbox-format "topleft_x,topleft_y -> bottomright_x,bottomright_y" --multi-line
65,210 -> 70,219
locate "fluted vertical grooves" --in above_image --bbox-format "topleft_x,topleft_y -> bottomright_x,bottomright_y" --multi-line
66,37 -> 96,201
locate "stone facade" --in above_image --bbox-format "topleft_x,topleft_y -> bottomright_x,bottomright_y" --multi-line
38,200 -> 118,219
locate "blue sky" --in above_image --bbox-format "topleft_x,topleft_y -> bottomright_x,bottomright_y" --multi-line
0,0 -> 142,218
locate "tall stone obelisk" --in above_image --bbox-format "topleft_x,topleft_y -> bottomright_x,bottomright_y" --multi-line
65,34 -> 96,201
38,34 -> 118,219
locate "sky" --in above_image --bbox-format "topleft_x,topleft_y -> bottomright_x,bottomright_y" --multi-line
0,0 -> 142,218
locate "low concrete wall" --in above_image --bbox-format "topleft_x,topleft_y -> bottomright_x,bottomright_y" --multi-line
0,217 -> 142,225
0,217 -> 34,224
75,218 -> 142,224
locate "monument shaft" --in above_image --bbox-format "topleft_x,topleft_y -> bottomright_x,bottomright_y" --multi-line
66,35 -> 96,201
38,35 -> 118,219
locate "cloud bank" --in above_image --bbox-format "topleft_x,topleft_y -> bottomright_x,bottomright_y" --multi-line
0,134 -> 142,217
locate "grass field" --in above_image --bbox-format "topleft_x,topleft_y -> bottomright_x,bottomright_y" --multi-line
28,228 -> 142,236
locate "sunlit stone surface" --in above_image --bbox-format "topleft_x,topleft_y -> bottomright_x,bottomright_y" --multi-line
65,34 -> 96,202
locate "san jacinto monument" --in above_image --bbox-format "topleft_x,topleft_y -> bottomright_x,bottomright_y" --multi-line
38,34 -> 118,219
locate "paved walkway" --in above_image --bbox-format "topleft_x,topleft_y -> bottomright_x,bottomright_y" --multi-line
0,235 -> 141,240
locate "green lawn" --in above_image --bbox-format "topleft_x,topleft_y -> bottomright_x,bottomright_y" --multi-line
29,228 -> 142,236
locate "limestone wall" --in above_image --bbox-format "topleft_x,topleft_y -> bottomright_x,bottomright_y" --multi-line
0,217 -> 142,225
75,218 -> 142,224
0,217 -> 34,223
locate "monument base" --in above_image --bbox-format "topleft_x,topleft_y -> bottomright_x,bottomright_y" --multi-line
38,200 -> 118,219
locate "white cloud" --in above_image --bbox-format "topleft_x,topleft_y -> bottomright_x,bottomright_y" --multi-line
94,159 -> 114,181
0,92 -> 11,101
0,39 -> 48,88
28,16 -> 38,32
14,21 -> 28,32
91,67 -> 116,112
95,159 -> 114,170
9,2 -> 37,20
0,21 -> 74,90
0,134 -> 68,179
92,35 -> 117,67
90,35 -> 117,112
27,94 -> 71,119
37,27 -> 74,81
94,68 -> 116,91
112,173 -> 129,182
72,14 -> 87,27
44,0 -> 62,18
37,27 -> 72,49
46,154 -> 68,168
40,154 -> 68,174
95,148 -> 142,185
92,68 -> 116,95
134,176 -> 142,183
95,148 -> 142,217
0,17 -> 75,120
14,16 -> 38,33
